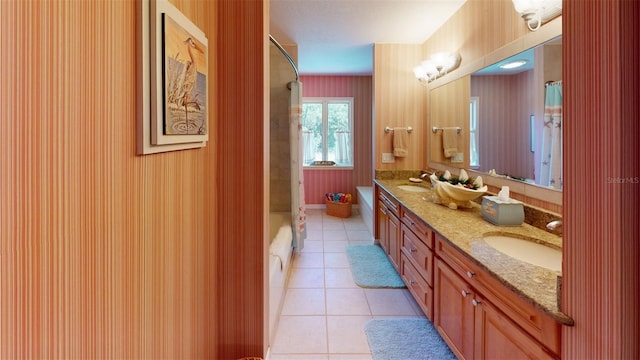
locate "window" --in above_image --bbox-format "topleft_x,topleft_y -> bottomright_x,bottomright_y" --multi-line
470,97 -> 479,168
302,97 -> 354,167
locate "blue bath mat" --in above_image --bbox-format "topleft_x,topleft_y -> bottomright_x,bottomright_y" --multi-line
345,245 -> 405,288
365,318 -> 456,360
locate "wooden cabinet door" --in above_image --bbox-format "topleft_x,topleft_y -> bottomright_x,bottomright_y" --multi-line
473,295 -> 557,360
377,202 -> 389,254
387,211 -> 400,270
434,259 -> 475,360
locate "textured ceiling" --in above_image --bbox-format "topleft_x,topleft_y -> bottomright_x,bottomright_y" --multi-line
269,0 -> 467,75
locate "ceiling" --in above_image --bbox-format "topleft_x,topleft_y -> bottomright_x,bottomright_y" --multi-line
269,0 -> 467,75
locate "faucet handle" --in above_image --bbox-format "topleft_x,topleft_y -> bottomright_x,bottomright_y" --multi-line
546,220 -> 562,230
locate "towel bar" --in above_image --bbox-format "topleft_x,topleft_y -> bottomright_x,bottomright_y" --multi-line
432,126 -> 461,134
385,126 -> 413,133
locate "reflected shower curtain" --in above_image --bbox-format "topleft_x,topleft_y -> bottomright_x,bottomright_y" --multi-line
289,81 -> 307,249
539,82 -> 563,189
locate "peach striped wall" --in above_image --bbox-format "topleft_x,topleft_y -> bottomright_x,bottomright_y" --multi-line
0,0 -> 268,359
301,75 -> 373,204
563,0 -> 639,358
423,0 -> 527,65
0,0 -> 214,358
373,44 -> 427,170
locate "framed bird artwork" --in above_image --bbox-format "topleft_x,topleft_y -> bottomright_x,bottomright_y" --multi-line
136,0 -> 209,154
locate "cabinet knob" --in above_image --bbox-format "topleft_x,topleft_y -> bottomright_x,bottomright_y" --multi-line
466,271 -> 475,279
461,290 -> 470,297
410,280 -> 417,286
409,248 -> 417,253
472,299 -> 481,307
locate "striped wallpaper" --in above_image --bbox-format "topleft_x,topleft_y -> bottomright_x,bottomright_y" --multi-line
301,75 -> 373,205
3,0 -> 638,358
0,0 -> 212,358
215,0 -> 268,358
373,44 -> 428,170
563,0 -> 639,358
0,0 -> 268,359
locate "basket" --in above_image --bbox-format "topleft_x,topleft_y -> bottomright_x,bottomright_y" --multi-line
326,199 -> 352,218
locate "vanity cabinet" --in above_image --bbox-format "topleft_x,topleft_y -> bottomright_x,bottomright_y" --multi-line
434,235 -> 561,360
376,188 -> 400,269
399,208 -> 435,320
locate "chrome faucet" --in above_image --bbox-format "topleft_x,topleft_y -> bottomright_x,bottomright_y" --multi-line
546,220 -> 563,230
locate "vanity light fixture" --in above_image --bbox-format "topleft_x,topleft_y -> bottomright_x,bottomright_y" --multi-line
413,51 -> 461,85
512,0 -> 562,31
499,60 -> 528,69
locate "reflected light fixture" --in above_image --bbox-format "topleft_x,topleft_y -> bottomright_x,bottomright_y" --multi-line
413,51 -> 461,85
499,60 -> 528,69
512,0 -> 562,31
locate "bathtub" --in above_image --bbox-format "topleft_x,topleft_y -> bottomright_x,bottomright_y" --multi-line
268,212 -> 294,341
357,186 -> 374,235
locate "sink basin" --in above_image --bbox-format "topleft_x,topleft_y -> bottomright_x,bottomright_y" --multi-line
397,185 -> 428,193
483,234 -> 562,272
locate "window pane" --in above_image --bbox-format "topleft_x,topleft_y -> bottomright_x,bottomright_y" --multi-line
327,103 -> 351,165
302,103 -> 323,164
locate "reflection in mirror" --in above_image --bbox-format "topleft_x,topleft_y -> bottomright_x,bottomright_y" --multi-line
469,36 -> 562,190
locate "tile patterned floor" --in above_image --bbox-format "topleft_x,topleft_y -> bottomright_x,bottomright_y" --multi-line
269,208 -> 426,359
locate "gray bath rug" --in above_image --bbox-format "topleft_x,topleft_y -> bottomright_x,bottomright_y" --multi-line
345,244 -> 405,288
365,318 -> 456,360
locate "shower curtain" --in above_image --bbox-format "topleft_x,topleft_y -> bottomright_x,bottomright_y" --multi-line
539,81 -> 563,189
289,81 -> 307,249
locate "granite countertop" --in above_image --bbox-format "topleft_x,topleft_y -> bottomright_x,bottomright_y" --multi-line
375,178 -> 574,326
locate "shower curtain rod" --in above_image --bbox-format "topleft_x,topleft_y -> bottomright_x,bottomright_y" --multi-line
270,34 -> 299,81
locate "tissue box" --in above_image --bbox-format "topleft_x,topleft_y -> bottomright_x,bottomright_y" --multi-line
481,195 -> 524,226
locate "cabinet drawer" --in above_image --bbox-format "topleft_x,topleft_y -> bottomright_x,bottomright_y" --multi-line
435,235 -> 561,356
400,208 -> 433,248
401,224 -> 433,286
401,253 -> 433,320
378,189 -> 399,217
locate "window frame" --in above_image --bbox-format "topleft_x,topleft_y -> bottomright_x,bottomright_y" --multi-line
302,97 -> 354,169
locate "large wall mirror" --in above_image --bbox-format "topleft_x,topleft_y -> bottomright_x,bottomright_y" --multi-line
470,36 -> 562,189
427,19 -> 563,203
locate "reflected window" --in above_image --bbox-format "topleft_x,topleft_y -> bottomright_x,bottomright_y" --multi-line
470,97 -> 479,168
302,98 -> 354,167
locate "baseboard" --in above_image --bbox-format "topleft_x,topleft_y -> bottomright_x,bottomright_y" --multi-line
306,204 -> 361,210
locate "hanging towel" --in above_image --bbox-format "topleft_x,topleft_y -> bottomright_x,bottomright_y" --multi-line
393,128 -> 409,157
442,128 -> 459,158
